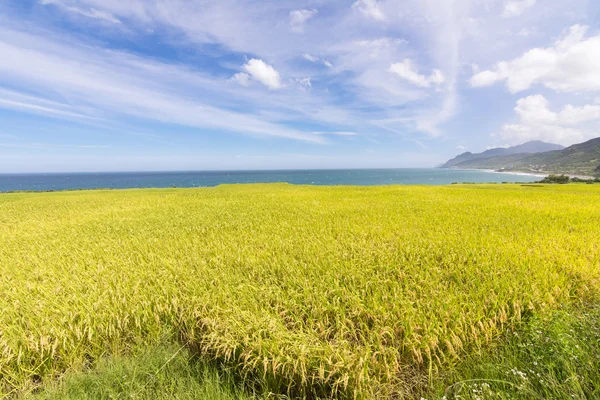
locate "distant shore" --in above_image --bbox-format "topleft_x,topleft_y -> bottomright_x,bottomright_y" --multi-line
444,168 -> 595,180
443,168 -> 546,178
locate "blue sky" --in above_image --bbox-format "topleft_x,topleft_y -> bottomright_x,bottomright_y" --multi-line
0,0 -> 599,172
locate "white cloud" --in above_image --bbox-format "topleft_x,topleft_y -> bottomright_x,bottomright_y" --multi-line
302,53 -> 319,62
502,0 -> 536,18
6,0 -> 553,153
242,59 -> 282,90
302,53 -> 333,68
470,70 -> 501,87
514,95 -> 557,124
497,95 -> 600,145
289,9 -> 317,33
0,28 -> 323,143
299,77 -> 311,90
389,59 -> 445,88
231,72 -> 251,87
456,145 -> 467,151
428,69 -> 445,85
292,77 -> 312,90
40,0 -> 121,23
498,123 -> 582,145
470,25 -> 600,93
514,95 -> 600,126
352,0 -> 385,21
517,27 -> 537,37
355,37 -> 406,50
557,104 -> 600,124
0,88 -> 101,122
22,0 -> 474,140
313,131 -> 357,136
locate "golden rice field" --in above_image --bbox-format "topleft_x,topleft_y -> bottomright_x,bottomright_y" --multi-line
1,183 -> 600,399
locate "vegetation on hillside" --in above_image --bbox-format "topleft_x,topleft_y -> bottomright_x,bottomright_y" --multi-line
442,137 -> 600,176
2,184 -> 600,399
537,174 -> 600,184
440,141 -> 564,169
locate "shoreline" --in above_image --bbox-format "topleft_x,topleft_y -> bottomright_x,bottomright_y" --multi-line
448,168 -> 547,178
451,168 -> 596,180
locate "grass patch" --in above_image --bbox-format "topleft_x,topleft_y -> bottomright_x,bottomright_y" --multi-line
22,342 -> 256,400
1,184 -> 600,398
433,304 -> 600,399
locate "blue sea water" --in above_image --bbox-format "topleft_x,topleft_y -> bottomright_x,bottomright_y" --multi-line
0,169 -> 540,192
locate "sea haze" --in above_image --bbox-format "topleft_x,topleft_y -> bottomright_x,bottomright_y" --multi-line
0,169 -> 539,192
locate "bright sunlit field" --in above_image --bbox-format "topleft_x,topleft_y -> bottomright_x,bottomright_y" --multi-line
1,184 -> 600,399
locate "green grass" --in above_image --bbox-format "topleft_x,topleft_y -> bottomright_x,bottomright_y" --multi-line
1,183 -> 600,398
434,303 -> 600,399
22,341 -> 255,400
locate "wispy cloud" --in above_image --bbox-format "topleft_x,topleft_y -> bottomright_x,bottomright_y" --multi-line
502,0 -> 536,18
1,0 -> 596,172
23,0 -> 480,139
352,0 -> 385,21
0,26 -> 324,143
312,131 -> 358,136
289,9 -> 317,33
40,0 -> 121,23
389,59 -> 445,88
0,142 -> 110,149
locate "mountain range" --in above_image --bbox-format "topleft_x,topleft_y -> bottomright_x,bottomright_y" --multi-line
440,138 -> 600,177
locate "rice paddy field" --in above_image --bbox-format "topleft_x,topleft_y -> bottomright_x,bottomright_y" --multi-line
1,183 -> 600,399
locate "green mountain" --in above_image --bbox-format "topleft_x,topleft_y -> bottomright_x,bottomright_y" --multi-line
441,141 -> 564,168
441,137 -> 600,177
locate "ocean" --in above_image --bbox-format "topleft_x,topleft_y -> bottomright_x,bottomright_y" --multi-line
0,169 -> 540,192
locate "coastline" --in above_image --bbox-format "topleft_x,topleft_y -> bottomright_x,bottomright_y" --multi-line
446,168 -> 596,180
446,168 -> 547,178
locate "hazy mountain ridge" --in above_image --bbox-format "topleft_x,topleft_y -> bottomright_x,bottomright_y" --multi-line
441,141 -> 565,168
441,138 -> 600,177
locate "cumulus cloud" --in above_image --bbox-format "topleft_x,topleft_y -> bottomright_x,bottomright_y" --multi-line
289,9 -> 317,33
39,0 -> 121,23
352,0 -> 385,21
389,59 -> 445,88
502,0 -> 536,17
241,59 -> 282,90
470,25 -> 600,93
496,95 -> 600,144
515,95 -> 600,125
559,104 -> 600,124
